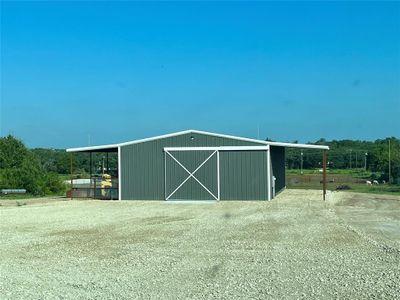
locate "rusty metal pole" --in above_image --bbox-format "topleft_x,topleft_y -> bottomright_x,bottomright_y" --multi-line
70,152 -> 73,200
323,150 -> 327,200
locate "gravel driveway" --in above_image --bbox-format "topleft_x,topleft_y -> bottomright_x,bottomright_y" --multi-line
1,190 -> 399,299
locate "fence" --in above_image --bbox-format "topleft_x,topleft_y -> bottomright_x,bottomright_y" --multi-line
67,178 -> 119,200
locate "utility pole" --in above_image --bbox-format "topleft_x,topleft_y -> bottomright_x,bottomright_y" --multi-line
349,149 -> 352,169
301,151 -> 304,174
70,153 -> 73,200
322,151 -> 327,201
355,151 -> 358,169
364,152 -> 368,171
389,139 -> 391,183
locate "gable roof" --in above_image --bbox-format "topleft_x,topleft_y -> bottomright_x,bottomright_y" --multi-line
66,129 -> 329,152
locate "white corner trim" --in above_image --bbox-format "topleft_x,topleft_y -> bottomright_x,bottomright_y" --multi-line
118,146 -> 122,201
266,145 -> 271,201
217,150 -> 220,201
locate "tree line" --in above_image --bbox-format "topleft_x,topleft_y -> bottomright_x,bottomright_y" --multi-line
285,137 -> 399,183
1,135 -> 399,196
0,136 -> 65,195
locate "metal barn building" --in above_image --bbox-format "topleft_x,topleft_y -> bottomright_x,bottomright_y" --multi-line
66,130 -> 329,201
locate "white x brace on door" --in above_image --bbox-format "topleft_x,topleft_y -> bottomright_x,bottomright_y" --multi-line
164,145 -> 271,201
164,149 -> 219,200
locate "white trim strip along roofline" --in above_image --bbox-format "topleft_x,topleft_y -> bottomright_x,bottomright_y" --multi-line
189,130 -> 329,150
265,141 -> 329,150
66,144 -> 120,152
66,129 -> 329,152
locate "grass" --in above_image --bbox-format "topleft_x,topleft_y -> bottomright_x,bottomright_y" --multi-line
286,171 -> 400,196
286,168 -> 378,177
0,193 -> 42,200
287,183 -> 400,196
346,184 -> 400,195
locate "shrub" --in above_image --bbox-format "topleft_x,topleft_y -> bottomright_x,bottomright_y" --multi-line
44,172 -> 66,195
336,185 -> 352,190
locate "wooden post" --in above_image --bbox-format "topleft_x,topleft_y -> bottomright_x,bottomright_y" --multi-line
70,152 -> 73,200
323,150 -> 327,200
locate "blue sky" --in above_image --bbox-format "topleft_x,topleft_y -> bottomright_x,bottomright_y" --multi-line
1,1 -> 399,148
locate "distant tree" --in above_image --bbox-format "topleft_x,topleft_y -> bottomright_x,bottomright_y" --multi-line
0,135 -> 65,195
371,138 -> 400,183
283,136 -> 400,182
0,135 -> 29,169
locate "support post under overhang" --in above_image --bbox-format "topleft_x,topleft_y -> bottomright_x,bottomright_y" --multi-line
267,146 -> 271,201
118,146 -> 122,201
70,152 -> 73,200
322,150 -> 327,201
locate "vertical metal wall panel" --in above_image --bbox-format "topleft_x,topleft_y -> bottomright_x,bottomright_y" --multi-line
121,132 -> 272,200
220,151 -> 268,200
270,146 -> 286,194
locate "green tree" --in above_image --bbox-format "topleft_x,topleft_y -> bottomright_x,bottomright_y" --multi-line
0,135 -> 65,195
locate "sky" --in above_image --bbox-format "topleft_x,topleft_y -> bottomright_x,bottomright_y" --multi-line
1,1 -> 399,148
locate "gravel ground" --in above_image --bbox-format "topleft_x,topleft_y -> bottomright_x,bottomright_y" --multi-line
1,190 -> 399,299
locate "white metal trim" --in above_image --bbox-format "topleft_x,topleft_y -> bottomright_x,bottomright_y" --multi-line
66,144 -> 120,152
265,141 -> 329,150
164,151 -> 167,201
267,145 -> 271,201
118,146 -> 122,201
165,150 -> 218,200
189,130 -> 329,150
66,130 -> 194,152
66,129 -> 329,153
118,130 -> 194,147
217,150 -> 220,201
189,130 -> 269,146
164,146 -> 269,151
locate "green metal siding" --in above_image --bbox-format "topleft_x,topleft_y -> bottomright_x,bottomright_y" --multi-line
270,146 -> 286,194
120,132 -> 264,200
220,151 -> 268,200
120,132 -> 284,200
